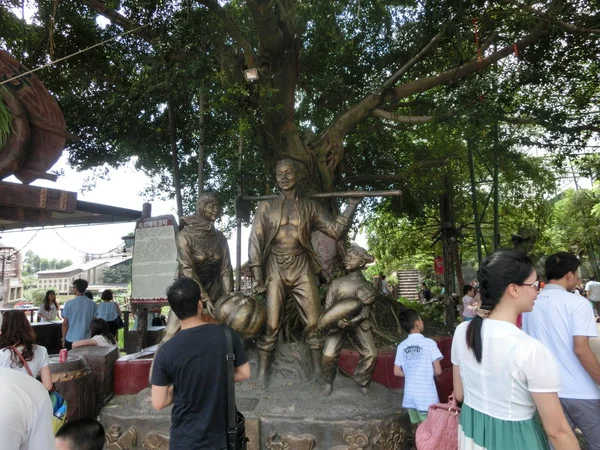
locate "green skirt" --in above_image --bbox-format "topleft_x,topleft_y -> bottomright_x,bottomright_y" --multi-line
459,403 -> 550,450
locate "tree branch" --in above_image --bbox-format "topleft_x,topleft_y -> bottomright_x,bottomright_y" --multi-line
371,109 -> 454,124
382,31 -> 444,91
341,159 -> 450,184
312,32 -> 444,148
394,25 -> 549,100
470,31 -> 499,61
314,26 -> 548,153
198,0 -> 257,67
499,0 -> 600,35
504,117 -> 600,133
79,0 -> 155,42
247,0 -> 285,53
275,0 -> 302,37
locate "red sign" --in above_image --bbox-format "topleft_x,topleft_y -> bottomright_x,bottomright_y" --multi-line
434,256 -> 444,274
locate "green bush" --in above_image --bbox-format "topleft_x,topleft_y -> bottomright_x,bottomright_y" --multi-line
398,297 -> 445,328
24,288 -> 53,306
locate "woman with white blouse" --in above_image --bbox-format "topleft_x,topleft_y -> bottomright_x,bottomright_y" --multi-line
0,310 -> 53,391
452,250 -> 579,450
37,290 -> 61,322
72,318 -> 117,348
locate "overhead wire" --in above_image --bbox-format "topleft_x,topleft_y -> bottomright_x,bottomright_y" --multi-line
0,20 -> 158,87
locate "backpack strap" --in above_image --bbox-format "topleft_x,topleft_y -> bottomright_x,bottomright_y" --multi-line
221,325 -> 237,450
9,346 -> 33,377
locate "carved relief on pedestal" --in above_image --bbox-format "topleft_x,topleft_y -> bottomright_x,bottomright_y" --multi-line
328,428 -> 370,450
372,422 -> 407,450
343,429 -> 370,449
141,433 -> 170,449
105,424 -> 138,450
266,433 -> 316,450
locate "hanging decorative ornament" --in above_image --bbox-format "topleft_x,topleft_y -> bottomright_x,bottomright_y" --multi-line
0,51 -> 68,183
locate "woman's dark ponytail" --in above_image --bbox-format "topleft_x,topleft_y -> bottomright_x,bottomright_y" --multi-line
466,315 -> 485,363
465,250 -> 534,363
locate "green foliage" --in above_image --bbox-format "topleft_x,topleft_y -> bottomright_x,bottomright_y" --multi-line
20,275 -> 37,290
24,287 -> 50,305
1,0 -> 599,288
550,182 -> 600,276
0,87 -> 12,148
362,117 -> 559,276
398,297 -> 445,328
22,251 -> 72,276
0,0 -> 597,222
102,260 -> 132,284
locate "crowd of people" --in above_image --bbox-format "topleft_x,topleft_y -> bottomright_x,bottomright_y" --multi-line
0,278 -> 121,449
1,249 -> 599,449
393,250 -> 600,450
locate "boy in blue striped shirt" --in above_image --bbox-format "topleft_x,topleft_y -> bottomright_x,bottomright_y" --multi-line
394,309 -> 443,425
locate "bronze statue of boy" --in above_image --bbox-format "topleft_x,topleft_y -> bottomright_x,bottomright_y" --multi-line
319,244 -> 378,396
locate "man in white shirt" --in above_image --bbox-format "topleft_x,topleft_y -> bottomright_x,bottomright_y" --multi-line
0,368 -> 55,450
585,276 -> 600,321
523,252 -> 600,450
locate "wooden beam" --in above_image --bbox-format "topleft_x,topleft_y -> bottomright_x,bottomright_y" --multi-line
0,206 -> 51,224
0,181 -> 77,212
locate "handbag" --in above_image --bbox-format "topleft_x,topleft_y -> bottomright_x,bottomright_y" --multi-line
115,315 -> 125,329
9,346 -> 67,434
415,394 -> 461,450
221,326 -> 248,450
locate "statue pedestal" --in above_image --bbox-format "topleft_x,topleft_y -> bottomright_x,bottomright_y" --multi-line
101,344 -> 412,449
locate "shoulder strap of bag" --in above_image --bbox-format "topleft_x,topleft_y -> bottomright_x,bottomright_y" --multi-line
9,346 -> 33,377
221,325 -> 237,450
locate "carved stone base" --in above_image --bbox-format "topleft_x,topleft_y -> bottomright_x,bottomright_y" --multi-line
100,344 -> 411,449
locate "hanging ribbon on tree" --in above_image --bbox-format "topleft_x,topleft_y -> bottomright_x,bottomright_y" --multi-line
513,42 -> 523,75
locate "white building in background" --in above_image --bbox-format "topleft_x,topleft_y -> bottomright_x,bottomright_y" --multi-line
37,257 -> 132,295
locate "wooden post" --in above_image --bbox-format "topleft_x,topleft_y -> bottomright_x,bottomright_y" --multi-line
122,310 -> 130,352
135,307 -> 148,352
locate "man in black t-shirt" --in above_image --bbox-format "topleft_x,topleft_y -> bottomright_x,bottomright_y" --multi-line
151,278 -> 250,450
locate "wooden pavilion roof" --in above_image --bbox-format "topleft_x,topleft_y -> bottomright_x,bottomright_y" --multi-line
0,181 -> 142,231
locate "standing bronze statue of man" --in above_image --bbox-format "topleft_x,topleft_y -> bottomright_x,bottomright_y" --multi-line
249,159 -> 361,389
162,192 -> 234,342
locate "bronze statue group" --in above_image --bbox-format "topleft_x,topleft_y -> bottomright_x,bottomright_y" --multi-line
149,159 -> 383,450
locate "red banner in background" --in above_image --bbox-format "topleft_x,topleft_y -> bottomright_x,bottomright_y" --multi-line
434,256 -> 444,274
